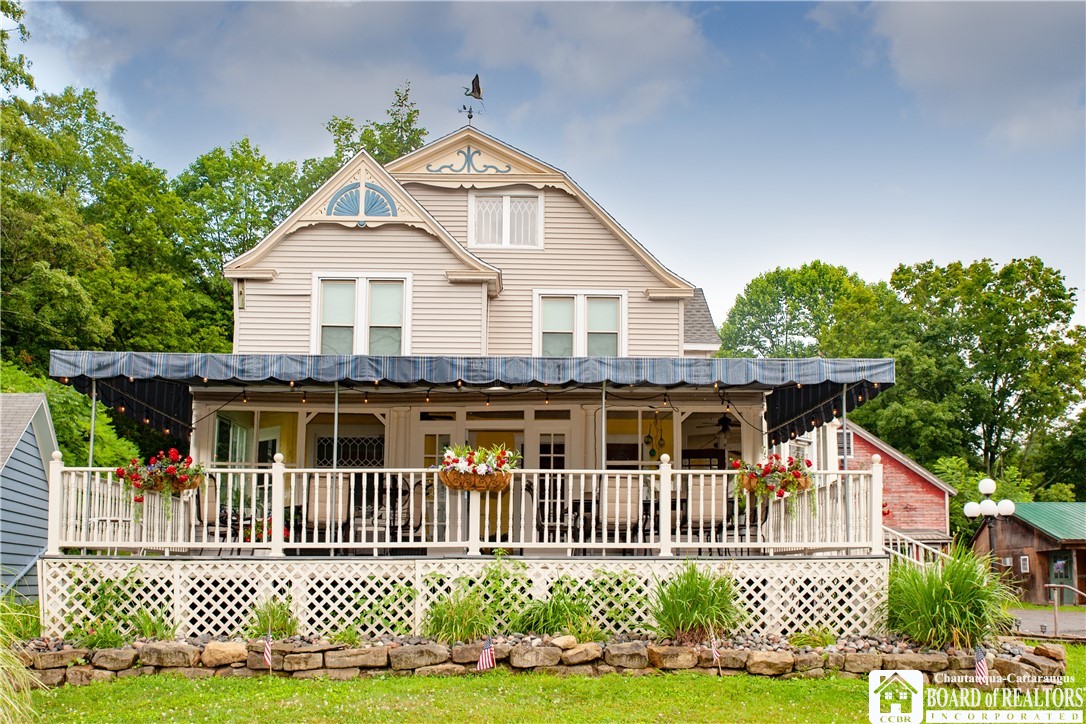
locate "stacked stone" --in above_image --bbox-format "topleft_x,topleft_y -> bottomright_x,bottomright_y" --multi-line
17,637 -> 1069,689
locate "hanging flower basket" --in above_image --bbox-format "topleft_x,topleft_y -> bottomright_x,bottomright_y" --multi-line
438,469 -> 512,493
438,444 -> 521,493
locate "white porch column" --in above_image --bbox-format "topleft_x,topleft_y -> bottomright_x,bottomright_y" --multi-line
46,451 -> 64,555
658,454 -> 673,557
870,454 -> 883,555
270,453 -> 285,557
737,403 -> 763,461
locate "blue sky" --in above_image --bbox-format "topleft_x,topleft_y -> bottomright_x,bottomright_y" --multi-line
18,1 -> 1086,324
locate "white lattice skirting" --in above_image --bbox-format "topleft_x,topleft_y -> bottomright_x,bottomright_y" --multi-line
38,556 -> 888,640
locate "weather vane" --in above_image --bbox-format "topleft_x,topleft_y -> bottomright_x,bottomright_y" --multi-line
460,73 -> 484,123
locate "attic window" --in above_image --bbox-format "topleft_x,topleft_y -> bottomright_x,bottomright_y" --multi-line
468,191 -> 543,248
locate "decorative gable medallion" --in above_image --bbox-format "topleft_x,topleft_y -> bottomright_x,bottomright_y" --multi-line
426,146 -> 511,174
294,166 -> 423,231
326,182 -> 399,227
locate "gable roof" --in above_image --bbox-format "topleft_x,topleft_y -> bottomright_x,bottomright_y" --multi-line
848,423 -> 957,496
684,289 -> 720,347
224,146 -> 503,294
387,126 -> 695,292
874,672 -> 918,695
0,393 -> 58,472
1011,503 -> 1086,543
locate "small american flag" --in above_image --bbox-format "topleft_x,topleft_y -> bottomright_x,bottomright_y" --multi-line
711,636 -> 720,663
975,645 -> 988,686
476,637 -> 495,672
263,634 -> 273,669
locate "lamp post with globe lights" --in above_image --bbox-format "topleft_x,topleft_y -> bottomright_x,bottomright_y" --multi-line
963,477 -> 1016,572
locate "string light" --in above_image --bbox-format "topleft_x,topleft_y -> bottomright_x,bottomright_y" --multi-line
301,391 -> 307,404
202,377 -> 208,384
796,383 -> 802,389
456,379 -> 463,389
425,389 -> 431,403
544,393 -> 550,405
364,392 -> 369,404
485,395 -> 491,406
164,427 -> 170,436
289,380 -> 295,387
60,377 -> 69,384
242,390 -> 249,403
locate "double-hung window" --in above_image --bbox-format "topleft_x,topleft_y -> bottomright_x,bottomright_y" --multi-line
469,191 -> 543,248
314,276 -> 409,354
536,292 -> 624,356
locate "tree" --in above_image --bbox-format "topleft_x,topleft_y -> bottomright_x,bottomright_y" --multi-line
718,261 -> 864,357
934,456 -> 1035,542
827,258 -> 1085,474
1027,410 -> 1086,501
0,361 -> 139,466
324,82 -> 427,165
1,0 -> 34,92
173,137 -> 298,274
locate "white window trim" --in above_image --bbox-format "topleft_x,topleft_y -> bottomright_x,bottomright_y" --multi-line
467,189 -> 545,249
1019,555 -> 1029,573
309,272 -> 413,354
532,289 -> 628,356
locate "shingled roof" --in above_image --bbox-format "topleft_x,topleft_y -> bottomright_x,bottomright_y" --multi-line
0,393 -> 49,468
684,288 -> 720,347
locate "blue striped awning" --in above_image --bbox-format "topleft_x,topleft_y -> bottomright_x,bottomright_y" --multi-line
50,351 -> 894,443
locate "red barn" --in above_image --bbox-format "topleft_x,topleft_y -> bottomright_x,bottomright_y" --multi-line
840,423 -> 956,549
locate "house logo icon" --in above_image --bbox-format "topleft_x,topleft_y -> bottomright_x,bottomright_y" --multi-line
869,670 -> 924,724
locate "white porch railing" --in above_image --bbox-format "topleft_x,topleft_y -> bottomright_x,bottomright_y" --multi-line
46,452 -> 884,557
882,526 -> 951,568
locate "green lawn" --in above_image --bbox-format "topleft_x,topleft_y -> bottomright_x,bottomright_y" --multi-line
29,644 -> 1085,723
1012,602 -> 1086,613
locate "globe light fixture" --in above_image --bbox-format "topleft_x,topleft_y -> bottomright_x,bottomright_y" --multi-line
963,477 -> 1016,571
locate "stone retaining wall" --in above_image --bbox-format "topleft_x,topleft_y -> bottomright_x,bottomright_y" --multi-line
19,638 -> 1068,690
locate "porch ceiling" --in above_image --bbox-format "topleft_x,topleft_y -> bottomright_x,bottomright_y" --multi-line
49,351 -> 894,443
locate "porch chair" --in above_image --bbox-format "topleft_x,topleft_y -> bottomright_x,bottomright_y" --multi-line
683,477 -> 731,554
305,472 -> 351,545
599,472 -> 646,545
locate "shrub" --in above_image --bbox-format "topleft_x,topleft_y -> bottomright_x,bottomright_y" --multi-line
649,561 -> 742,645
131,607 -> 179,641
243,596 -> 298,639
511,585 -> 603,641
0,593 -> 35,722
422,588 -> 493,643
789,625 -> 836,648
884,545 -> 1016,649
1,594 -> 40,641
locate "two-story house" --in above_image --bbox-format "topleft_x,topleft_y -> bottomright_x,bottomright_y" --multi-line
43,127 -> 896,640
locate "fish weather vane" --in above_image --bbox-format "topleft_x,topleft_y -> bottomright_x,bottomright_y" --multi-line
459,73 -> 484,123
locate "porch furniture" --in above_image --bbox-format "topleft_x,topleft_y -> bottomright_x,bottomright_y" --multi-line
600,475 -> 646,543
305,473 -> 351,543
681,477 -> 732,554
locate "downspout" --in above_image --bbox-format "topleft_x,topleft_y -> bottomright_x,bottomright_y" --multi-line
87,379 -> 97,467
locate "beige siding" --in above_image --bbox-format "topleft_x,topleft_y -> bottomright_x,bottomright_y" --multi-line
234,224 -> 486,354
405,185 -> 468,241
468,188 -> 682,355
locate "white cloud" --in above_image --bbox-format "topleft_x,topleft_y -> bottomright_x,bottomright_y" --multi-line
870,2 -> 1085,149
447,3 -> 711,158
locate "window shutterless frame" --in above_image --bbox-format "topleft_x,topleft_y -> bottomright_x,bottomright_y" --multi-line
467,189 -> 545,248
532,290 -> 627,356
309,273 -> 412,354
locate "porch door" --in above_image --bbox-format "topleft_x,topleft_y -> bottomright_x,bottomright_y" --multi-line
1049,551 -> 1075,604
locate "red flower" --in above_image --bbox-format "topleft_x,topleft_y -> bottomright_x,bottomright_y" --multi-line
149,456 -> 157,465
130,458 -> 139,465
805,459 -> 813,468
133,481 -> 142,489
766,484 -> 775,491
776,489 -> 786,498
179,474 -> 188,483
133,495 -> 145,503
184,456 -> 193,466
115,467 -> 126,478
168,448 -> 180,462
787,456 -> 794,465
166,465 -> 177,475
129,473 -> 141,483
731,459 -> 742,469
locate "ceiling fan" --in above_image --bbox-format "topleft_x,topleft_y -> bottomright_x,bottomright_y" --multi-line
690,415 -> 734,435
